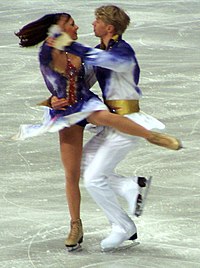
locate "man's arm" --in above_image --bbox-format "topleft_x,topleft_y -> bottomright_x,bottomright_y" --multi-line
65,42 -> 135,73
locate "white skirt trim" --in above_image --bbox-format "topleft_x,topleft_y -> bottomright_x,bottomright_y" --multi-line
13,98 -> 108,140
125,111 -> 165,130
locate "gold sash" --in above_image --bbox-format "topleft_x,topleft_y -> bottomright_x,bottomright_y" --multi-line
105,99 -> 140,115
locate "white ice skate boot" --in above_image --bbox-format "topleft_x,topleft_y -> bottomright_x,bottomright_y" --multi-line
119,176 -> 152,217
101,224 -> 137,252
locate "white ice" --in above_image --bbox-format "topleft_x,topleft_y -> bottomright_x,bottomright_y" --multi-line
0,0 -> 200,267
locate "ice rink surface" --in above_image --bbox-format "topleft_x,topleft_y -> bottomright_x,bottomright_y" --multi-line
0,0 -> 200,267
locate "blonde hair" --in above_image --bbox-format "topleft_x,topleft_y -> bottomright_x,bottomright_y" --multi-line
95,5 -> 130,35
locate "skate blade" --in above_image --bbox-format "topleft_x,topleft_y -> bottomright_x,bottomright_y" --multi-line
135,176 -> 152,217
66,243 -> 82,252
101,241 -> 140,253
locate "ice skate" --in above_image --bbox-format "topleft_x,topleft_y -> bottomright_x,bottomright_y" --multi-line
101,225 -> 137,252
147,132 -> 182,150
135,176 -> 152,217
65,219 -> 83,252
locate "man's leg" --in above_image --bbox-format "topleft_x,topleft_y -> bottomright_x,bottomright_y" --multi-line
82,128 -> 148,215
108,173 -> 151,216
82,130 -> 138,249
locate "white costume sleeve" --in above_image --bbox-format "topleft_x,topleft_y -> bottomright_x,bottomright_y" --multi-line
84,63 -> 97,88
65,42 -> 136,73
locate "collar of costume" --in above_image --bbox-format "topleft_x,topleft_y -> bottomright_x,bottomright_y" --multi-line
100,35 -> 122,50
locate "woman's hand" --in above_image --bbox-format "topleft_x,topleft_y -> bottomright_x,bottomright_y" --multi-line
51,96 -> 68,110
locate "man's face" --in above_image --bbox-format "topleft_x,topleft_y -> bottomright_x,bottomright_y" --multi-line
92,18 -> 109,38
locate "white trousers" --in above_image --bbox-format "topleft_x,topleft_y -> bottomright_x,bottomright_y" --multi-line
82,127 -> 139,233
82,112 -> 165,233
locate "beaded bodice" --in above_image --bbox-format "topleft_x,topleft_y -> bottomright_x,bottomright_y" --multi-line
65,53 -> 78,106
40,43 -> 96,106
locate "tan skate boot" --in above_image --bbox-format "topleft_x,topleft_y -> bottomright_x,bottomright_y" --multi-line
65,219 -> 83,251
147,132 -> 182,150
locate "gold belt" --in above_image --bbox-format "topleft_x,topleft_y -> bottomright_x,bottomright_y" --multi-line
105,99 -> 140,115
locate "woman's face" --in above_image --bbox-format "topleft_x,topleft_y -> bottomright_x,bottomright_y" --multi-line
59,16 -> 79,40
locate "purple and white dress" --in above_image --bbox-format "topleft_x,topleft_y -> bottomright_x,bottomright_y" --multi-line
13,42 -> 107,140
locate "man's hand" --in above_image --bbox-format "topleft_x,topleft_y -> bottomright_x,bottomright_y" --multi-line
53,33 -> 73,50
51,96 -> 68,110
46,30 -> 73,50
46,36 -> 55,47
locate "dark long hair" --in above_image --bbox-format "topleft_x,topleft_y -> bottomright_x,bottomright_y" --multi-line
15,13 -> 71,47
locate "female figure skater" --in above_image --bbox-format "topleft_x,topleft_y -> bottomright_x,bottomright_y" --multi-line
15,13 -> 181,251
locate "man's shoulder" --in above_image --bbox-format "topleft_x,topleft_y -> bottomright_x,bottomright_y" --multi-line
95,44 -> 101,49
118,38 -> 132,47
116,39 -> 135,53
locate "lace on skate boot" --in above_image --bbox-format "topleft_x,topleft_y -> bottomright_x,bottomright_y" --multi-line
65,219 -> 83,252
147,132 -> 182,150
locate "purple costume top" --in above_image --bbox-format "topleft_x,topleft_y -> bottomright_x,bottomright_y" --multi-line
39,42 -> 103,119
13,41 -> 107,140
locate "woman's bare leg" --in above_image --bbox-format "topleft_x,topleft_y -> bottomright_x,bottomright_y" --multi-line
59,125 -> 84,221
87,110 -> 182,150
88,110 -> 151,138
59,125 -> 84,250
